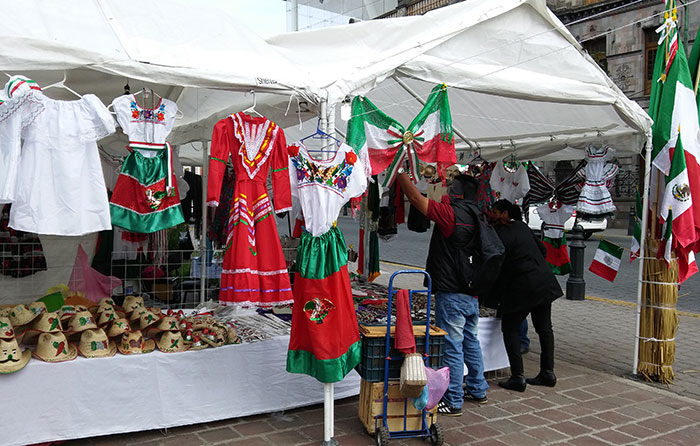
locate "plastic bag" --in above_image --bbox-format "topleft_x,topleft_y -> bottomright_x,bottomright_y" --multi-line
425,366 -> 450,410
412,385 -> 429,411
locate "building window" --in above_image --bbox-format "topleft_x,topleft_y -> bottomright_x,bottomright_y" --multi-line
644,27 -> 658,96
583,36 -> 608,75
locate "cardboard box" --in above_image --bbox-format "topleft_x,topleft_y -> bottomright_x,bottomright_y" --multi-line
358,379 -> 436,435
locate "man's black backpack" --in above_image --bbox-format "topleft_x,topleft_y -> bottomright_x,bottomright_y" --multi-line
462,204 -> 505,296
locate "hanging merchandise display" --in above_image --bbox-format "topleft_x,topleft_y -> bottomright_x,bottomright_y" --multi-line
346,84 -> 456,188
576,144 -> 619,220
489,159 -> 530,203
0,76 -> 44,205
9,89 -> 115,236
207,112 -> 293,307
286,142 -> 368,383
536,202 -> 574,275
474,162 -> 498,212
110,94 -> 185,233
208,166 -> 236,246
522,160 -> 585,214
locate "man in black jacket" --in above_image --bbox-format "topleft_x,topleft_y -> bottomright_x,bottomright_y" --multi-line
398,170 -> 489,417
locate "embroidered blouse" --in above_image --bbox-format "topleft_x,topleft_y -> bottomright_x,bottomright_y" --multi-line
111,94 -> 177,147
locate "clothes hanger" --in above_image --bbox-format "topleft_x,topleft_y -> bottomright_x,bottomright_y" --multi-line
299,118 -> 342,151
42,70 -> 81,99
241,90 -> 263,118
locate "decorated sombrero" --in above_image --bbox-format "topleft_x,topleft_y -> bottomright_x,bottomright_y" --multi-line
188,334 -> 208,351
0,317 -> 18,340
95,310 -> 117,327
0,337 -> 31,374
106,318 -> 131,338
22,311 -> 62,345
78,329 -> 117,358
32,332 -> 78,363
9,304 -> 39,327
122,295 -> 145,315
117,330 -> 155,355
144,316 -> 179,336
156,331 -> 189,353
64,311 -> 98,337
138,310 -> 160,330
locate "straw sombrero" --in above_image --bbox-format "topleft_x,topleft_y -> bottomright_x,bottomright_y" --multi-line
88,298 -> 116,313
64,311 -> 98,337
0,317 -> 18,340
0,306 -> 11,318
22,311 -> 62,345
78,329 -> 117,358
129,306 -> 148,322
58,305 -> 76,322
0,337 -> 31,374
96,311 -> 117,327
144,316 -> 179,336
156,331 -> 189,353
138,310 -> 160,330
32,332 -> 78,363
106,319 -> 131,338
9,304 -> 39,327
199,327 -> 225,348
28,302 -> 47,317
122,295 -> 145,314
117,330 -> 155,355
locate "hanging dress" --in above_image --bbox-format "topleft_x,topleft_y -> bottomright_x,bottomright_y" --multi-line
536,203 -> 574,275
0,76 -> 44,204
489,160 -> 530,203
206,113 -> 293,307
576,144 -> 618,220
10,93 -> 115,235
109,94 -> 184,233
286,142 -> 368,383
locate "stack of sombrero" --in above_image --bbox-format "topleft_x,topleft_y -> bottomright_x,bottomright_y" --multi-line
144,316 -> 188,353
8,302 -> 45,335
22,311 -> 62,345
0,316 -> 30,374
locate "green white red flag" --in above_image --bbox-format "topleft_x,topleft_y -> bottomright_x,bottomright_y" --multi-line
346,84 -> 456,187
649,1 -> 700,250
589,239 -> 624,282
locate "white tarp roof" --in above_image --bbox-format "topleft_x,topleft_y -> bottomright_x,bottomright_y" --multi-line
269,0 -> 652,160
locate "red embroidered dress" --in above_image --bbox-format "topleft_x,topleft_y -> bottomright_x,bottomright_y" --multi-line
207,113 -> 293,307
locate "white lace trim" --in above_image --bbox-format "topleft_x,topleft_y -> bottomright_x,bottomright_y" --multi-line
222,268 -> 289,276
230,113 -> 279,180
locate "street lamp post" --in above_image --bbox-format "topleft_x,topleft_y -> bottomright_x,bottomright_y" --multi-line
566,223 -> 586,300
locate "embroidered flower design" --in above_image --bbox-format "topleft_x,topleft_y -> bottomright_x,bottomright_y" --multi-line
296,168 -> 306,181
345,151 -> 357,165
156,112 -> 165,121
303,298 -> 335,324
131,109 -> 140,119
146,189 -> 166,210
336,176 -> 347,190
288,145 -> 300,157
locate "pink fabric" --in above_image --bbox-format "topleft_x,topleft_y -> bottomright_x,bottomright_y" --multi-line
68,244 -> 122,303
394,289 -> 416,354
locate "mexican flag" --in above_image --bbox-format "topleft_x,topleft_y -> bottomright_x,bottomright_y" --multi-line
659,134 -> 694,252
649,2 -> 700,248
630,189 -> 642,262
589,239 -> 624,282
346,84 -> 456,187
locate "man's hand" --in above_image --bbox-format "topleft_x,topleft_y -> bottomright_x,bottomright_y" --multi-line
397,172 -> 428,216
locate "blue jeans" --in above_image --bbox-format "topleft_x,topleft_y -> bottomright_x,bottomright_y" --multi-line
434,292 -> 488,408
520,318 -> 530,350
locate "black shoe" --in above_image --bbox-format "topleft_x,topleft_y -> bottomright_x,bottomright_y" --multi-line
437,400 -> 462,416
520,347 -> 529,354
463,392 -> 488,404
498,376 -> 526,392
526,371 -> 557,387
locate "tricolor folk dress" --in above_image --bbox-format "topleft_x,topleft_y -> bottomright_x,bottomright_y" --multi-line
286,142 -> 368,383
109,94 -> 184,232
206,112 -> 293,307
536,203 -> 574,275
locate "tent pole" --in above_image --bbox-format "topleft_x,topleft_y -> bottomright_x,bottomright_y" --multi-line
392,75 -> 475,150
632,138 -> 652,375
200,140 -> 209,305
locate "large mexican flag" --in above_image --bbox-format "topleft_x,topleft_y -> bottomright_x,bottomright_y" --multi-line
346,84 -> 456,187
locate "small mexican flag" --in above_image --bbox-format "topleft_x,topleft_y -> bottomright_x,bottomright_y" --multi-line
589,239 -> 624,282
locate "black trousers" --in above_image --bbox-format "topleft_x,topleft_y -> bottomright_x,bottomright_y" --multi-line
501,300 -> 554,377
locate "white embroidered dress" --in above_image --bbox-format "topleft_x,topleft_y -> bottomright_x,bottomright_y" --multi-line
288,143 -> 368,236
489,161 -> 530,202
10,93 -> 115,235
0,77 -> 44,204
576,144 -> 618,218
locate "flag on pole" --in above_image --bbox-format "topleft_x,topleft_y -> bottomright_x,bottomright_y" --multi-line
649,2 -> 700,246
658,208 -> 674,263
346,84 -> 456,188
630,189 -> 642,262
659,133 -> 695,248
688,25 -> 699,112
589,239 -> 624,282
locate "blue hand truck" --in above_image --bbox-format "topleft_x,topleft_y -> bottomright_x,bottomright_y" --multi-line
374,269 -> 444,446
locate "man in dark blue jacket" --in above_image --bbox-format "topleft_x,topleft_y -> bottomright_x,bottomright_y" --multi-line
398,170 -> 489,417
